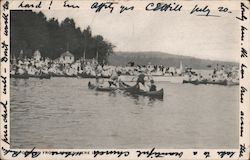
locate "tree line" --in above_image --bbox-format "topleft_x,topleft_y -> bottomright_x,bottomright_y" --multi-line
10,10 -> 115,63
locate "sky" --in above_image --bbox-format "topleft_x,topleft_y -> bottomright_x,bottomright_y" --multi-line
41,9 -> 240,62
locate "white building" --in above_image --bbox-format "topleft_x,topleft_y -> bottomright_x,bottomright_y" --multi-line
59,51 -> 75,64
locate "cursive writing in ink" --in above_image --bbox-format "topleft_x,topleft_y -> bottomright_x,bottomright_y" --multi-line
241,26 -> 247,41
1,41 -> 8,62
190,5 -> 219,17
239,144 -> 246,157
1,76 -> 7,94
1,101 -> 8,145
2,1 -> 9,11
136,148 -> 183,158
217,151 -> 235,158
240,86 -> 247,103
93,150 -> 129,158
145,3 -> 182,12
63,0 -> 79,8
18,1 -> 42,8
236,2 -> 249,21
120,5 -> 134,13
240,111 -> 244,137
2,13 -> 8,36
91,2 -> 118,13
241,64 -> 247,79
241,47 -> 247,58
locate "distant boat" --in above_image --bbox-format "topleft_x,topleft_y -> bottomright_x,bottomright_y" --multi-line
183,79 -> 239,86
11,74 -> 29,79
88,82 -> 117,92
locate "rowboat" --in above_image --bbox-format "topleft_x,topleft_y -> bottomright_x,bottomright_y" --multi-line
88,82 -> 117,92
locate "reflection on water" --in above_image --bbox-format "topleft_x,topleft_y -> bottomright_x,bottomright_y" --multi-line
10,78 -> 239,149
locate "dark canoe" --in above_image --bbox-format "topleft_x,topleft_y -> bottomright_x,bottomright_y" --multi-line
79,73 -> 110,79
118,81 -> 132,90
11,74 -> 29,79
29,74 -> 51,79
122,83 -> 164,99
206,80 -> 227,85
50,73 -> 77,78
88,82 -> 117,92
183,80 -> 207,85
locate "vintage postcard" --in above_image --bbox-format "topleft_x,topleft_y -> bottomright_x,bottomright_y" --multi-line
0,0 -> 249,159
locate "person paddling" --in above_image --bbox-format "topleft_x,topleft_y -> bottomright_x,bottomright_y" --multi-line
148,79 -> 157,91
136,73 -> 148,91
95,76 -> 104,88
108,71 -> 122,87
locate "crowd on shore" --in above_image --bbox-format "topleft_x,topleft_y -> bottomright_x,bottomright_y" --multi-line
10,56 -> 185,78
10,51 -> 239,85
184,65 -> 239,82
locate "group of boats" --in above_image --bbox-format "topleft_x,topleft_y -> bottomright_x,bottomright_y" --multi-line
10,73 -> 111,79
11,73 -> 239,87
182,79 -> 239,86
88,82 -> 164,99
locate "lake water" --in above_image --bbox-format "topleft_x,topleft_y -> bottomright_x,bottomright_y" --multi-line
10,78 -> 239,149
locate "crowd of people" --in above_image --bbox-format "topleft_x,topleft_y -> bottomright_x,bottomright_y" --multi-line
10,50 -> 239,89
183,64 -> 239,83
10,56 -> 185,78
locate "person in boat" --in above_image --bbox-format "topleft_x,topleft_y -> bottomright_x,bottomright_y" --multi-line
148,79 -> 157,91
108,71 -> 122,87
135,73 -> 149,91
95,76 -> 104,87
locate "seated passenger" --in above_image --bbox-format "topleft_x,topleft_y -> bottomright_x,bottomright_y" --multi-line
148,80 -> 157,91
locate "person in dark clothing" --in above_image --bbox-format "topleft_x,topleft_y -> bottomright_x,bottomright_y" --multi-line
149,79 -> 156,91
137,73 -> 145,85
135,73 -> 146,90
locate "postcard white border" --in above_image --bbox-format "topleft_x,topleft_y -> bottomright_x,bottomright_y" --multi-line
0,0 -> 249,160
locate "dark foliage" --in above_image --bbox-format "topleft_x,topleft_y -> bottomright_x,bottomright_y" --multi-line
10,10 -> 115,63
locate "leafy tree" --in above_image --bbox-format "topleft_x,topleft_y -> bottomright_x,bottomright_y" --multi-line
10,10 -> 115,63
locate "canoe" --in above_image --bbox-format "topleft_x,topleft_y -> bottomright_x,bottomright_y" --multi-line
79,73 -> 110,79
122,83 -> 164,99
29,74 -> 51,79
11,74 -> 29,79
88,82 -> 117,92
183,79 -> 233,86
89,81 -> 164,99
51,73 -> 77,78
183,80 -> 207,85
206,80 -> 227,85
118,81 -> 132,90
39,74 -> 51,79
